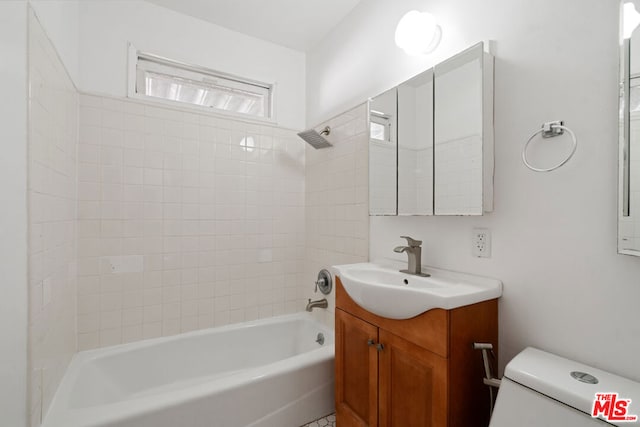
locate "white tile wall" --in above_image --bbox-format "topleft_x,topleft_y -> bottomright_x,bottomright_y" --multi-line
305,104 -> 369,327
28,11 -> 78,426
76,94 -> 306,350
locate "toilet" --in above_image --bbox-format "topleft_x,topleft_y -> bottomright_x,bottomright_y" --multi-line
489,347 -> 640,426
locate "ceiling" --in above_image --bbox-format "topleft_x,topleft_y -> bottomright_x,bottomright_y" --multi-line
145,0 -> 362,52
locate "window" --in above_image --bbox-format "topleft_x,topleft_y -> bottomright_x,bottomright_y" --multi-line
370,121 -> 387,141
130,48 -> 273,120
370,111 -> 391,142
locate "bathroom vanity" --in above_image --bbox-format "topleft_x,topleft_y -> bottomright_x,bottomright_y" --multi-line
333,263 -> 501,427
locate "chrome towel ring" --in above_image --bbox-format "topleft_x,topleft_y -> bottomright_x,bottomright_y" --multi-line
522,120 -> 577,172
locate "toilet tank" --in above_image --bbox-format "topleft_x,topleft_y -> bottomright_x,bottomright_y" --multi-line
489,347 -> 640,427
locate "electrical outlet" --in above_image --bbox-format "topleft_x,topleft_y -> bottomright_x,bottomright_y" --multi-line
472,228 -> 491,258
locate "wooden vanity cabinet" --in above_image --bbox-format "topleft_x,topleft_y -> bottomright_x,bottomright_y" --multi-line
335,309 -> 379,426
335,276 -> 498,427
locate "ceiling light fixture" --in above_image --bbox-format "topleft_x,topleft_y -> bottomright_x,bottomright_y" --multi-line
394,10 -> 442,56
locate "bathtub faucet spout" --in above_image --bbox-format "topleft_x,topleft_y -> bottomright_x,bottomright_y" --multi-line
306,298 -> 328,311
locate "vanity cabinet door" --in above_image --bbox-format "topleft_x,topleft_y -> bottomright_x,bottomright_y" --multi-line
378,329 -> 448,427
336,309 -> 379,427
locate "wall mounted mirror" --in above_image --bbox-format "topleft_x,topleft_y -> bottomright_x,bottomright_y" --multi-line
368,42 -> 493,216
434,43 -> 493,215
398,70 -> 434,215
619,0 -> 640,255
369,88 -> 398,215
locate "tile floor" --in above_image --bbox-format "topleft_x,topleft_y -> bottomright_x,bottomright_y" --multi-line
302,413 -> 336,427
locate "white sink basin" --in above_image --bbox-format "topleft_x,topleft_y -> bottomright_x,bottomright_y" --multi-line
332,261 -> 502,319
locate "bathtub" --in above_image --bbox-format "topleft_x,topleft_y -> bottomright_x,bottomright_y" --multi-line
43,313 -> 335,427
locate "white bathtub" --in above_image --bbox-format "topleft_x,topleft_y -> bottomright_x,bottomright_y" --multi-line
43,313 -> 335,427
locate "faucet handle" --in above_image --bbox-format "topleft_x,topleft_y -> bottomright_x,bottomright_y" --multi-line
400,236 -> 422,247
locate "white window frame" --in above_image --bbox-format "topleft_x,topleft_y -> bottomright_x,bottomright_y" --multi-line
127,44 -> 277,123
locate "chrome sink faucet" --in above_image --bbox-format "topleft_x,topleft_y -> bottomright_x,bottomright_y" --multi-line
394,236 -> 430,277
306,298 -> 328,311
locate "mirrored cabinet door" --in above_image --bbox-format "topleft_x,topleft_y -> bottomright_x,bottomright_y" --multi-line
434,42 -> 492,215
619,0 -> 640,255
398,70 -> 434,215
369,88 -> 398,215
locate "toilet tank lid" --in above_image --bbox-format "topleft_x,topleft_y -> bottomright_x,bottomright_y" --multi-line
504,347 -> 640,426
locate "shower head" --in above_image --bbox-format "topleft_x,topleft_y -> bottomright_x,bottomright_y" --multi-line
297,126 -> 332,149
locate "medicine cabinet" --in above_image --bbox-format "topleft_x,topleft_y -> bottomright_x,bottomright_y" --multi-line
368,42 -> 494,216
619,0 -> 640,256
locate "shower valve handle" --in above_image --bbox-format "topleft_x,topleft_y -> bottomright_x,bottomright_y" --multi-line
314,277 -> 326,293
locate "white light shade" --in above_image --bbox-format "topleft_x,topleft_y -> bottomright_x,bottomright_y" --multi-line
624,2 -> 640,39
395,11 -> 442,55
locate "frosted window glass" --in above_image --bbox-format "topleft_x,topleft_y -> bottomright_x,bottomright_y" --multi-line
135,55 -> 271,119
370,122 -> 386,141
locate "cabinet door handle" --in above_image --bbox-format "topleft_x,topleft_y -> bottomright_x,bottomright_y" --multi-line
367,339 -> 384,352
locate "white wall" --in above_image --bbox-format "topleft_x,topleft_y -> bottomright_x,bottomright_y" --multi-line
309,0 -> 640,381
29,0 -> 80,86
77,0 -> 306,130
307,0 -> 447,127
0,2 -> 29,426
